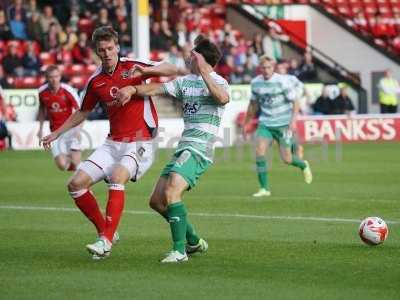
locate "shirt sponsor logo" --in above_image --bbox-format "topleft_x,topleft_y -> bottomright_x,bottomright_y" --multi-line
183,102 -> 200,115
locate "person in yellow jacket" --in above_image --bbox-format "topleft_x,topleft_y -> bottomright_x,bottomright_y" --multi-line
378,69 -> 400,113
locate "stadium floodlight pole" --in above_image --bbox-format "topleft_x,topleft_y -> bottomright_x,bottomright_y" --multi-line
131,0 -> 150,59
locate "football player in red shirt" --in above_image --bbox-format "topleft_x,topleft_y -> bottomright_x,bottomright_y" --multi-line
38,65 -> 82,171
41,26 -> 179,259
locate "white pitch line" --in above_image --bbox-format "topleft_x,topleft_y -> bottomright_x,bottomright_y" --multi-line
1,205 -> 399,225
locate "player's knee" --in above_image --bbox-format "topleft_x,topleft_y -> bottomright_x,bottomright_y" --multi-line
67,176 -> 85,192
164,184 -> 180,203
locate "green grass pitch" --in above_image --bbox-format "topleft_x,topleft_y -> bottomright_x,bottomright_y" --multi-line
0,142 -> 399,299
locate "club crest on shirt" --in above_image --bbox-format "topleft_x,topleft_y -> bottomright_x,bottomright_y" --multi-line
121,67 -> 138,80
183,102 -> 200,115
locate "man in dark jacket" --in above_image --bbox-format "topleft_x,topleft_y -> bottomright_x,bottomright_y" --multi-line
331,86 -> 355,114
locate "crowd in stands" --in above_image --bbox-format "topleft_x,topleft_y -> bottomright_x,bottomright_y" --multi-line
0,0 -> 320,90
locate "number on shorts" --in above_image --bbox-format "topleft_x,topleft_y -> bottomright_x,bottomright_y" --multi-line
176,150 -> 191,167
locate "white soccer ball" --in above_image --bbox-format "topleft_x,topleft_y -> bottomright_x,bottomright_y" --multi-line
359,217 -> 389,246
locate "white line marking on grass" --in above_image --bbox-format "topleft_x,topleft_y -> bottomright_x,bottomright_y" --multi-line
1,205 -> 399,225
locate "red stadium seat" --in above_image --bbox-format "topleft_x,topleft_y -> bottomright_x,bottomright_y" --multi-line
64,64 -> 85,77
6,40 -> 24,57
39,52 -> 56,65
13,76 -> 42,89
69,75 -> 89,90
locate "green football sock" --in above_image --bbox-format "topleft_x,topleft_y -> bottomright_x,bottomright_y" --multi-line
166,202 -> 187,254
161,211 -> 199,245
291,156 -> 306,170
186,221 -> 200,246
256,156 -> 269,190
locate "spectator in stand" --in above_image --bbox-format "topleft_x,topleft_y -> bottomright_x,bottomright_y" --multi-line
118,21 -> 132,56
217,23 -> 238,47
22,41 -> 41,76
246,46 -> 259,67
242,57 -> 256,83
0,65 -> 11,88
150,21 -> 168,51
230,65 -> 246,84
331,86 -> 355,115
57,42 -> 73,64
220,35 -> 233,57
7,0 -> 26,23
298,51 -> 317,82
378,69 -> 399,113
27,11 -> 43,45
0,9 -> 12,40
61,24 -> 78,50
166,44 -> 187,73
372,14 -> 396,39
0,85 -> 14,150
9,11 -> 27,39
312,85 -> 332,115
94,8 -> 112,28
160,20 -> 175,48
262,26 -> 289,62
154,0 -> 179,28
217,55 -> 235,81
26,0 -> 38,18
288,58 -> 301,78
174,21 -> 189,48
43,22 -> 61,51
3,42 -> 24,77
72,32 -> 93,65
352,11 -> 368,33
68,7 -> 79,32
39,5 -> 60,34
252,32 -> 264,56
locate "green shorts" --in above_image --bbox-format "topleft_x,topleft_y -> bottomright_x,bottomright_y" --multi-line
160,149 -> 212,189
255,124 -> 293,148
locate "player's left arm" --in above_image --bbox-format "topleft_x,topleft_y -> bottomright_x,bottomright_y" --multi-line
193,51 -> 230,105
289,100 -> 300,132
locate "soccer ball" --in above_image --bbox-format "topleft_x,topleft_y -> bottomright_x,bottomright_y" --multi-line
359,217 -> 389,246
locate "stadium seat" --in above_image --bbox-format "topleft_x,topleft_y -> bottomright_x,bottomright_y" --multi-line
39,52 -> 56,65
69,75 -> 89,90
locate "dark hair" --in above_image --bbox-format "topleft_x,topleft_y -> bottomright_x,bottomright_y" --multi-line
193,35 -> 222,67
45,65 -> 59,76
91,26 -> 119,46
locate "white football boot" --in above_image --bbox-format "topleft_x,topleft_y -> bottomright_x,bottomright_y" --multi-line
91,232 -> 119,260
303,161 -> 313,184
252,188 -> 271,197
185,238 -> 208,255
160,250 -> 188,263
87,237 -> 112,259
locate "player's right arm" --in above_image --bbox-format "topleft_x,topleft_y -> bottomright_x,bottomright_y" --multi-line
115,83 -> 167,106
41,110 -> 90,150
242,81 -> 259,137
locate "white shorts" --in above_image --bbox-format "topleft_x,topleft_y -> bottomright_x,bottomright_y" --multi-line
79,139 -> 154,183
51,128 -> 81,158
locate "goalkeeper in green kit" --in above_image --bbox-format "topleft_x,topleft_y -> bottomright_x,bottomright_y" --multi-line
115,35 -> 229,263
243,56 -> 312,197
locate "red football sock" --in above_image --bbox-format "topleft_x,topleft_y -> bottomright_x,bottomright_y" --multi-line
103,184 -> 125,243
71,189 -> 105,235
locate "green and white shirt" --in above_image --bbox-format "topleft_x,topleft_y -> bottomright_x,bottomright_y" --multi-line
163,72 -> 229,162
250,73 -> 301,127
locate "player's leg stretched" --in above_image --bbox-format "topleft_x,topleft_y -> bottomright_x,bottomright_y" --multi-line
68,170 -> 106,237
253,137 -> 271,197
149,177 -> 204,257
279,145 -> 312,184
158,172 -> 192,263
86,164 -> 130,257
